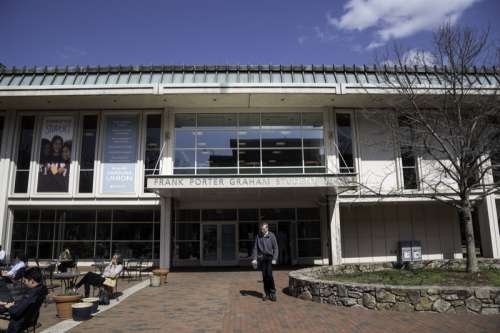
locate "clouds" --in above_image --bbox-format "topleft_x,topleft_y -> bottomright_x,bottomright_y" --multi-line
382,49 -> 436,66
329,0 -> 481,49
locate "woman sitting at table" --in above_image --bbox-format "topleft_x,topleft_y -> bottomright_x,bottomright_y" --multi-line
57,248 -> 73,273
73,254 -> 123,298
0,254 -> 26,283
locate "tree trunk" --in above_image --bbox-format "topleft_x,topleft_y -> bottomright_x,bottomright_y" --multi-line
460,202 -> 479,273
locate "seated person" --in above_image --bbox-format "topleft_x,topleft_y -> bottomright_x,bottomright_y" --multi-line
0,245 -> 6,266
73,254 -> 123,298
57,248 -> 73,273
1,254 -> 26,282
0,267 -> 48,333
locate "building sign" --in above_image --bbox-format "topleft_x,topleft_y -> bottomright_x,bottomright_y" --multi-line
37,116 -> 74,192
101,115 -> 138,193
147,175 -> 351,190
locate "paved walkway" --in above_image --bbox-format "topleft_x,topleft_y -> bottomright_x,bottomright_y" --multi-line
67,269 -> 500,333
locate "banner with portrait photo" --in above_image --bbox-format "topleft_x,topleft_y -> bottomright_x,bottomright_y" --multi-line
37,116 -> 74,192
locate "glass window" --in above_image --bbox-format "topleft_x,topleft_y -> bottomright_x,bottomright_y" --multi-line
0,116 -> 4,153
197,149 -> 237,168
14,116 -> 35,193
174,150 -> 196,168
175,209 -> 200,222
202,209 -> 237,221
297,220 -> 321,258
238,130 -> 260,148
175,223 -> 200,240
197,113 -> 237,128
175,130 -> 195,148
261,208 -> 295,220
144,114 -> 162,190
261,113 -> 300,128
491,152 -> 500,183
336,113 -> 355,173
11,208 -> 158,260
174,112 -> 324,174
79,115 -> 98,193
261,130 -> 301,148
262,149 -> 302,167
399,117 -> 419,190
196,130 -> 237,149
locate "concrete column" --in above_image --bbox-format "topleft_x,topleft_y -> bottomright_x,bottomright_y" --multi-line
159,197 -> 172,268
0,111 -> 16,249
328,195 -> 342,265
477,194 -> 500,258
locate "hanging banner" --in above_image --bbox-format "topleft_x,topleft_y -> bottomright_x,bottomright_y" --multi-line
101,115 -> 138,193
37,116 -> 74,192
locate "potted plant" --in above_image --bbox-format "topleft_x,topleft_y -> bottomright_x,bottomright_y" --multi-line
53,288 -> 82,319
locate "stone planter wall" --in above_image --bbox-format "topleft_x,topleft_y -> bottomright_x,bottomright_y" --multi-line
288,260 -> 500,315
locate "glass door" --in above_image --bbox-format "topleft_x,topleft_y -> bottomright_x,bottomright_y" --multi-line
202,224 -> 218,265
201,222 -> 237,266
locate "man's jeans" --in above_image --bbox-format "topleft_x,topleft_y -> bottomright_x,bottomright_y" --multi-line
259,255 -> 276,296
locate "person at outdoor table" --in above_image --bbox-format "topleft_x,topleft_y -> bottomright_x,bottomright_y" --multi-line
73,254 -> 123,297
57,248 -> 73,273
0,254 -> 26,282
0,245 -> 6,266
0,267 -> 48,333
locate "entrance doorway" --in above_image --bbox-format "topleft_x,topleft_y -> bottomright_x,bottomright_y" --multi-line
201,223 -> 238,266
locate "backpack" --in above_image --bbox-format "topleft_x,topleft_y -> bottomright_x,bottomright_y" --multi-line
98,288 -> 110,305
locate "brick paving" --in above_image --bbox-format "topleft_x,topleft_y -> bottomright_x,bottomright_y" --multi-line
64,268 -> 500,333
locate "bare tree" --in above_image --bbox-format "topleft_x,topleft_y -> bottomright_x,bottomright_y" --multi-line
358,23 -> 500,273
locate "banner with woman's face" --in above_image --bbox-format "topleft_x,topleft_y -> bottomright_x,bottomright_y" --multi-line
37,116 -> 74,192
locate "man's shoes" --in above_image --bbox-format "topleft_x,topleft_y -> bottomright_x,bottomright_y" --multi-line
262,294 -> 268,301
269,293 -> 277,302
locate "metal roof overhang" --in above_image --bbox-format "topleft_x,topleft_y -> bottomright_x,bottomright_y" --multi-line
146,174 -> 356,205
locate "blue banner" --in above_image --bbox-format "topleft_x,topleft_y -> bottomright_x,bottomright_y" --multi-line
101,115 -> 138,193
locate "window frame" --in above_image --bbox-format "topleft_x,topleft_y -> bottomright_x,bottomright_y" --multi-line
334,110 -> 357,174
172,109 -> 327,175
142,111 -> 163,195
10,113 -> 38,196
75,112 -> 100,196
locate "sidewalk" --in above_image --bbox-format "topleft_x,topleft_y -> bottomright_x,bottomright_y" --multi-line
61,268 -> 500,333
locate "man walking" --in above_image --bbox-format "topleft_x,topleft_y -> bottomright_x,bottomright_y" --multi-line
251,222 -> 278,301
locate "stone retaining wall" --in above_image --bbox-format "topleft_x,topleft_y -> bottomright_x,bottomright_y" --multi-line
288,261 -> 500,315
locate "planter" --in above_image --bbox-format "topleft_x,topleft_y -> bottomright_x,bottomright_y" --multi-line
72,302 -> 93,321
152,269 -> 169,285
82,297 -> 99,313
53,294 -> 82,319
150,274 -> 161,287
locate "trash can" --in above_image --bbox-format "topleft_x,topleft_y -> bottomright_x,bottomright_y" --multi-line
411,241 -> 422,261
398,241 -> 413,262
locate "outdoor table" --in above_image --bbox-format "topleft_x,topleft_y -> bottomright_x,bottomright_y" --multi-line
0,284 -> 27,303
53,272 -> 81,291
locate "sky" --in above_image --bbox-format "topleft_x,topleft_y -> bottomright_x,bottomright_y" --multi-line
1,0 -> 499,67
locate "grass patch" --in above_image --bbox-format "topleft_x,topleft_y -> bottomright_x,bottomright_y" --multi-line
320,269 -> 500,287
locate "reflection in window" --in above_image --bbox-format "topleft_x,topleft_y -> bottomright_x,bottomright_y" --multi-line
144,114 -> 162,190
174,113 -> 325,174
14,116 -> 35,193
336,113 -> 355,173
11,208 -> 160,260
79,115 -> 98,193
0,116 -> 4,154
399,117 -> 419,190
491,152 -> 500,184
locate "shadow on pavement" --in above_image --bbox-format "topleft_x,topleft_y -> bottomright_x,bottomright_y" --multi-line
239,290 -> 263,298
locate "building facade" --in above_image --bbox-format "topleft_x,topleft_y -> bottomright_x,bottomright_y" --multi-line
0,65 -> 499,268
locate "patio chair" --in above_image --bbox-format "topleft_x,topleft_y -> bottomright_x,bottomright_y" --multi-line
41,264 -> 58,293
124,259 -> 142,281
